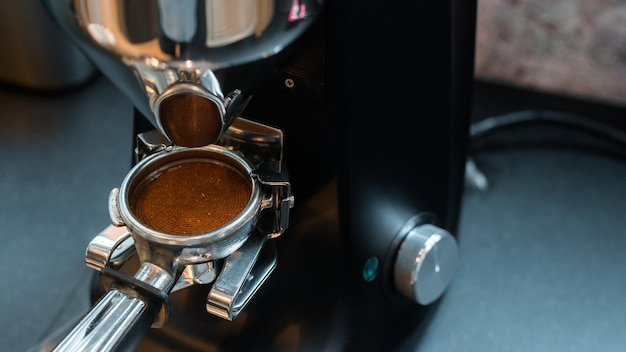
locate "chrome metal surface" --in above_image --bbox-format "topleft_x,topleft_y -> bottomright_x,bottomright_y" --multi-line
85,225 -> 133,271
256,169 -> 294,238
135,129 -> 175,163
53,262 -> 176,352
394,224 -> 459,305
107,189 -> 124,227
172,261 -> 217,292
115,145 -> 263,268
44,0 -> 324,146
206,230 -> 276,320
220,117 -> 285,167
134,262 -> 176,292
52,289 -> 153,352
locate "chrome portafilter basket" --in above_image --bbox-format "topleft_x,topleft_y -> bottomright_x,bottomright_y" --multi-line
54,120 -> 294,351
112,145 -> 263,271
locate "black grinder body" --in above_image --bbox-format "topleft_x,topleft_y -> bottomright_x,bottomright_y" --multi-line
123,0 -> 476,350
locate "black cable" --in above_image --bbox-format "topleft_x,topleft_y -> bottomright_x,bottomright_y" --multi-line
465,109 -> 626,190
471,109 -> 626,146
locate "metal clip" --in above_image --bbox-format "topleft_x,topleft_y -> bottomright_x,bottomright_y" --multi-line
206,231 -> 277,320
254,162 -> 295,238
219,117 -> 284,167
171,261 -> 217,293
134,129 -> 174,163
85,224 -> 136,271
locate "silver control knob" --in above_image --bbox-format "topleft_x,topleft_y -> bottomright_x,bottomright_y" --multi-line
394,224 -> 459,305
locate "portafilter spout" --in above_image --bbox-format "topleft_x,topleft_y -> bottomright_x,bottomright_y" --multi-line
43,0 -> 323,147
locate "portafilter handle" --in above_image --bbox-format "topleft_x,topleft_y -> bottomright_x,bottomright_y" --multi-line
52,262 -> 176,352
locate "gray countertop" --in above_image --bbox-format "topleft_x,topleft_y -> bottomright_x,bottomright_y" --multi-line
0,76 -> 134,351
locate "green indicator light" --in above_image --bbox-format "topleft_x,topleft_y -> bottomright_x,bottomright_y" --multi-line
362,256 -> 379,282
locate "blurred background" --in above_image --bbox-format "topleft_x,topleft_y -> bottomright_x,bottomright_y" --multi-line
1,0 -> 626,351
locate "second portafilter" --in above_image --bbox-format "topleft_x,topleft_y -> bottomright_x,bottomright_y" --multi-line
44,0 -> 322,147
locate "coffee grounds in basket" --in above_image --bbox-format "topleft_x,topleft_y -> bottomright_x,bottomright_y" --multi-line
130,160 -> 251,235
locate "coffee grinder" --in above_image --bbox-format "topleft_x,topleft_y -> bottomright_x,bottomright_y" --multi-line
40,0 -> 476,350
